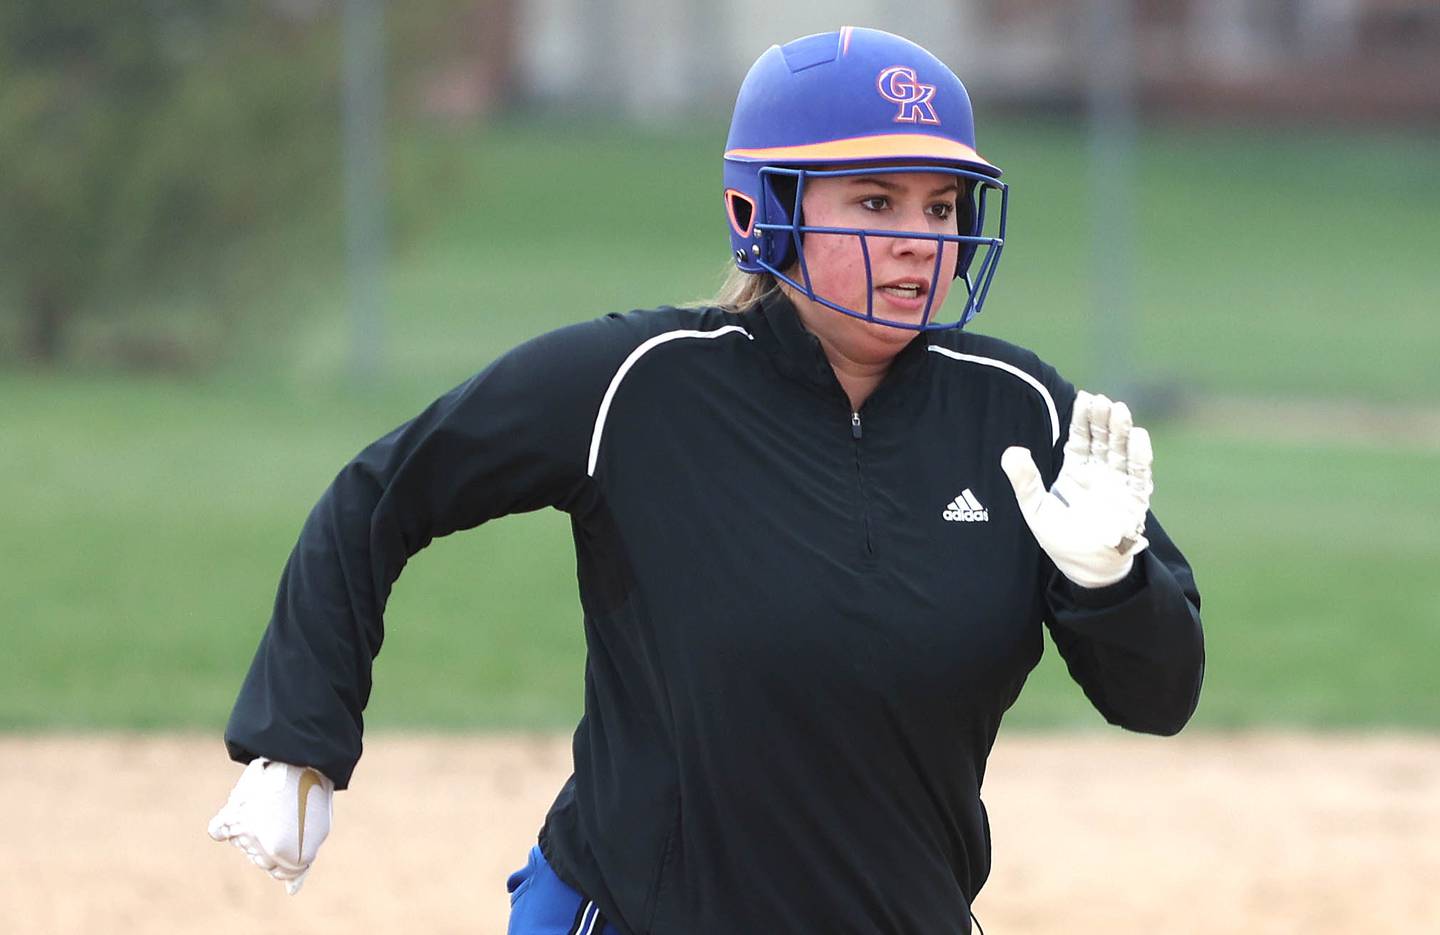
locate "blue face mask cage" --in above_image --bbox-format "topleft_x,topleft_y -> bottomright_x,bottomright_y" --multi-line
754,165 -> 1008,332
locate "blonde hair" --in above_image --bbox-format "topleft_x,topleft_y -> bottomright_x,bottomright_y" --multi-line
696,263 -> 782,313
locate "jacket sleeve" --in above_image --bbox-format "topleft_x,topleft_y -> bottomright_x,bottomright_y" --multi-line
223,315 -> 638,787
1036,379 -> 1206,737
1042,518 -> 1205,735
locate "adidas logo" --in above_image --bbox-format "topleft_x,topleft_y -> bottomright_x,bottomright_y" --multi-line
942,489 -> 989,523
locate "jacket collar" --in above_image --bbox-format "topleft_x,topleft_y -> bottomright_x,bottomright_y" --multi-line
752,289 -> 933,398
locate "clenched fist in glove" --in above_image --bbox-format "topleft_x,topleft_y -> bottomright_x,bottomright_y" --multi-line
208,757 -> 334,894
1001,391 -> 1154,589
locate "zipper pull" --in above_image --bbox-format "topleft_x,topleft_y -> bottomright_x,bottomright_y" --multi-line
851,411 -> 862,439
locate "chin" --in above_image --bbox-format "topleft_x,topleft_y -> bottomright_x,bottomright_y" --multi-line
863,304 -> 934,339
847,316 -> 922,360
863,317 -> 920,341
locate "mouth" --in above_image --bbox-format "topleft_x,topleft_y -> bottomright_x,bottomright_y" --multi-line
875,279 -> 932,313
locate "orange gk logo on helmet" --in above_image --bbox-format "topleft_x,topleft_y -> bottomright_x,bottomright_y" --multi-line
876,66 -> 939,124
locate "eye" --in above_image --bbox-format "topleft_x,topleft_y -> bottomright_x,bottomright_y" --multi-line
859,195 -> 889,211
928,201 -> 956,220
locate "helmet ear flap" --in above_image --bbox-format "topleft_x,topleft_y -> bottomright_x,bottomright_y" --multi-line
724,163 -> 802,274
954,180 -> 981,281
726,190 -> 757,239
761,172 -> 801,272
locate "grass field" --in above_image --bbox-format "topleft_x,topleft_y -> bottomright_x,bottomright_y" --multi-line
272,117 -> 1440,402
4,116 -> 1438,731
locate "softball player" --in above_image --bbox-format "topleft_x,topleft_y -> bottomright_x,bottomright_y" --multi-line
209,27 -> 1204,934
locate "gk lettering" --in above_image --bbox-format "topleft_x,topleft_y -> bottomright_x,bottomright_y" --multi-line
876,66 -> 940,125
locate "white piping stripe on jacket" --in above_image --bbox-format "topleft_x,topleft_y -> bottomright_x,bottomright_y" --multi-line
575,901 -> 601,935
926,346 -> 1061,445
587,326 -> 754,476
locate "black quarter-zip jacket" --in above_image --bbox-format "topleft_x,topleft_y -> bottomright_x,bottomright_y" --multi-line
225,293 -> 1204,934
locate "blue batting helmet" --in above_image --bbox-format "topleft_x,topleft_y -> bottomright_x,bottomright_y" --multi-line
723,27 -> 1008,330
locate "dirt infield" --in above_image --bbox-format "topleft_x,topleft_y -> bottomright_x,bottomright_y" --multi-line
6,732 -> 1438,934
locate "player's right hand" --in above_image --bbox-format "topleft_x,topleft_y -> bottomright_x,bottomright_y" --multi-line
207,757 -> 334,895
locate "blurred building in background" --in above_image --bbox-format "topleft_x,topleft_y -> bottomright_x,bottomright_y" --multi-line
452,0 -> 1440,121
4,0 -> 1435,370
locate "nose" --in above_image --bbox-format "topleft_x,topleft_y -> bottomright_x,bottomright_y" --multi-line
887,209 -> 939,259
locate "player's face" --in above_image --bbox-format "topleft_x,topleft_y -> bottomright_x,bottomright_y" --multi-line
783,169 -> 961,366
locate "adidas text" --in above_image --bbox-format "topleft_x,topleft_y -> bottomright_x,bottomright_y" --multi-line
942,488 -> 989,523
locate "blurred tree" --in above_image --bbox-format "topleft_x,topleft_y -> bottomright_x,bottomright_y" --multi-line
0,0 -> 340,365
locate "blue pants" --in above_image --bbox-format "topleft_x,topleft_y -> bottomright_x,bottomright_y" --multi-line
507,845 -> 622,935
507,843 -> 982,934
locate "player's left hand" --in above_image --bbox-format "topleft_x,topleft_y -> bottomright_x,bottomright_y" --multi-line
1000,390 -> 1153,589
207,757 -> 334,895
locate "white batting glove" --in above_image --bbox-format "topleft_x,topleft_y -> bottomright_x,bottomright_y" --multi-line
1000,391 -> 1154,589
207,757 -> 334,895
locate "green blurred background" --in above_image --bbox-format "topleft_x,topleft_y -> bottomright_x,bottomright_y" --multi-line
3,2 -> 1437,733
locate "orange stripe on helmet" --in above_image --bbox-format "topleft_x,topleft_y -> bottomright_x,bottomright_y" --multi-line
724,133 -> 999,174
